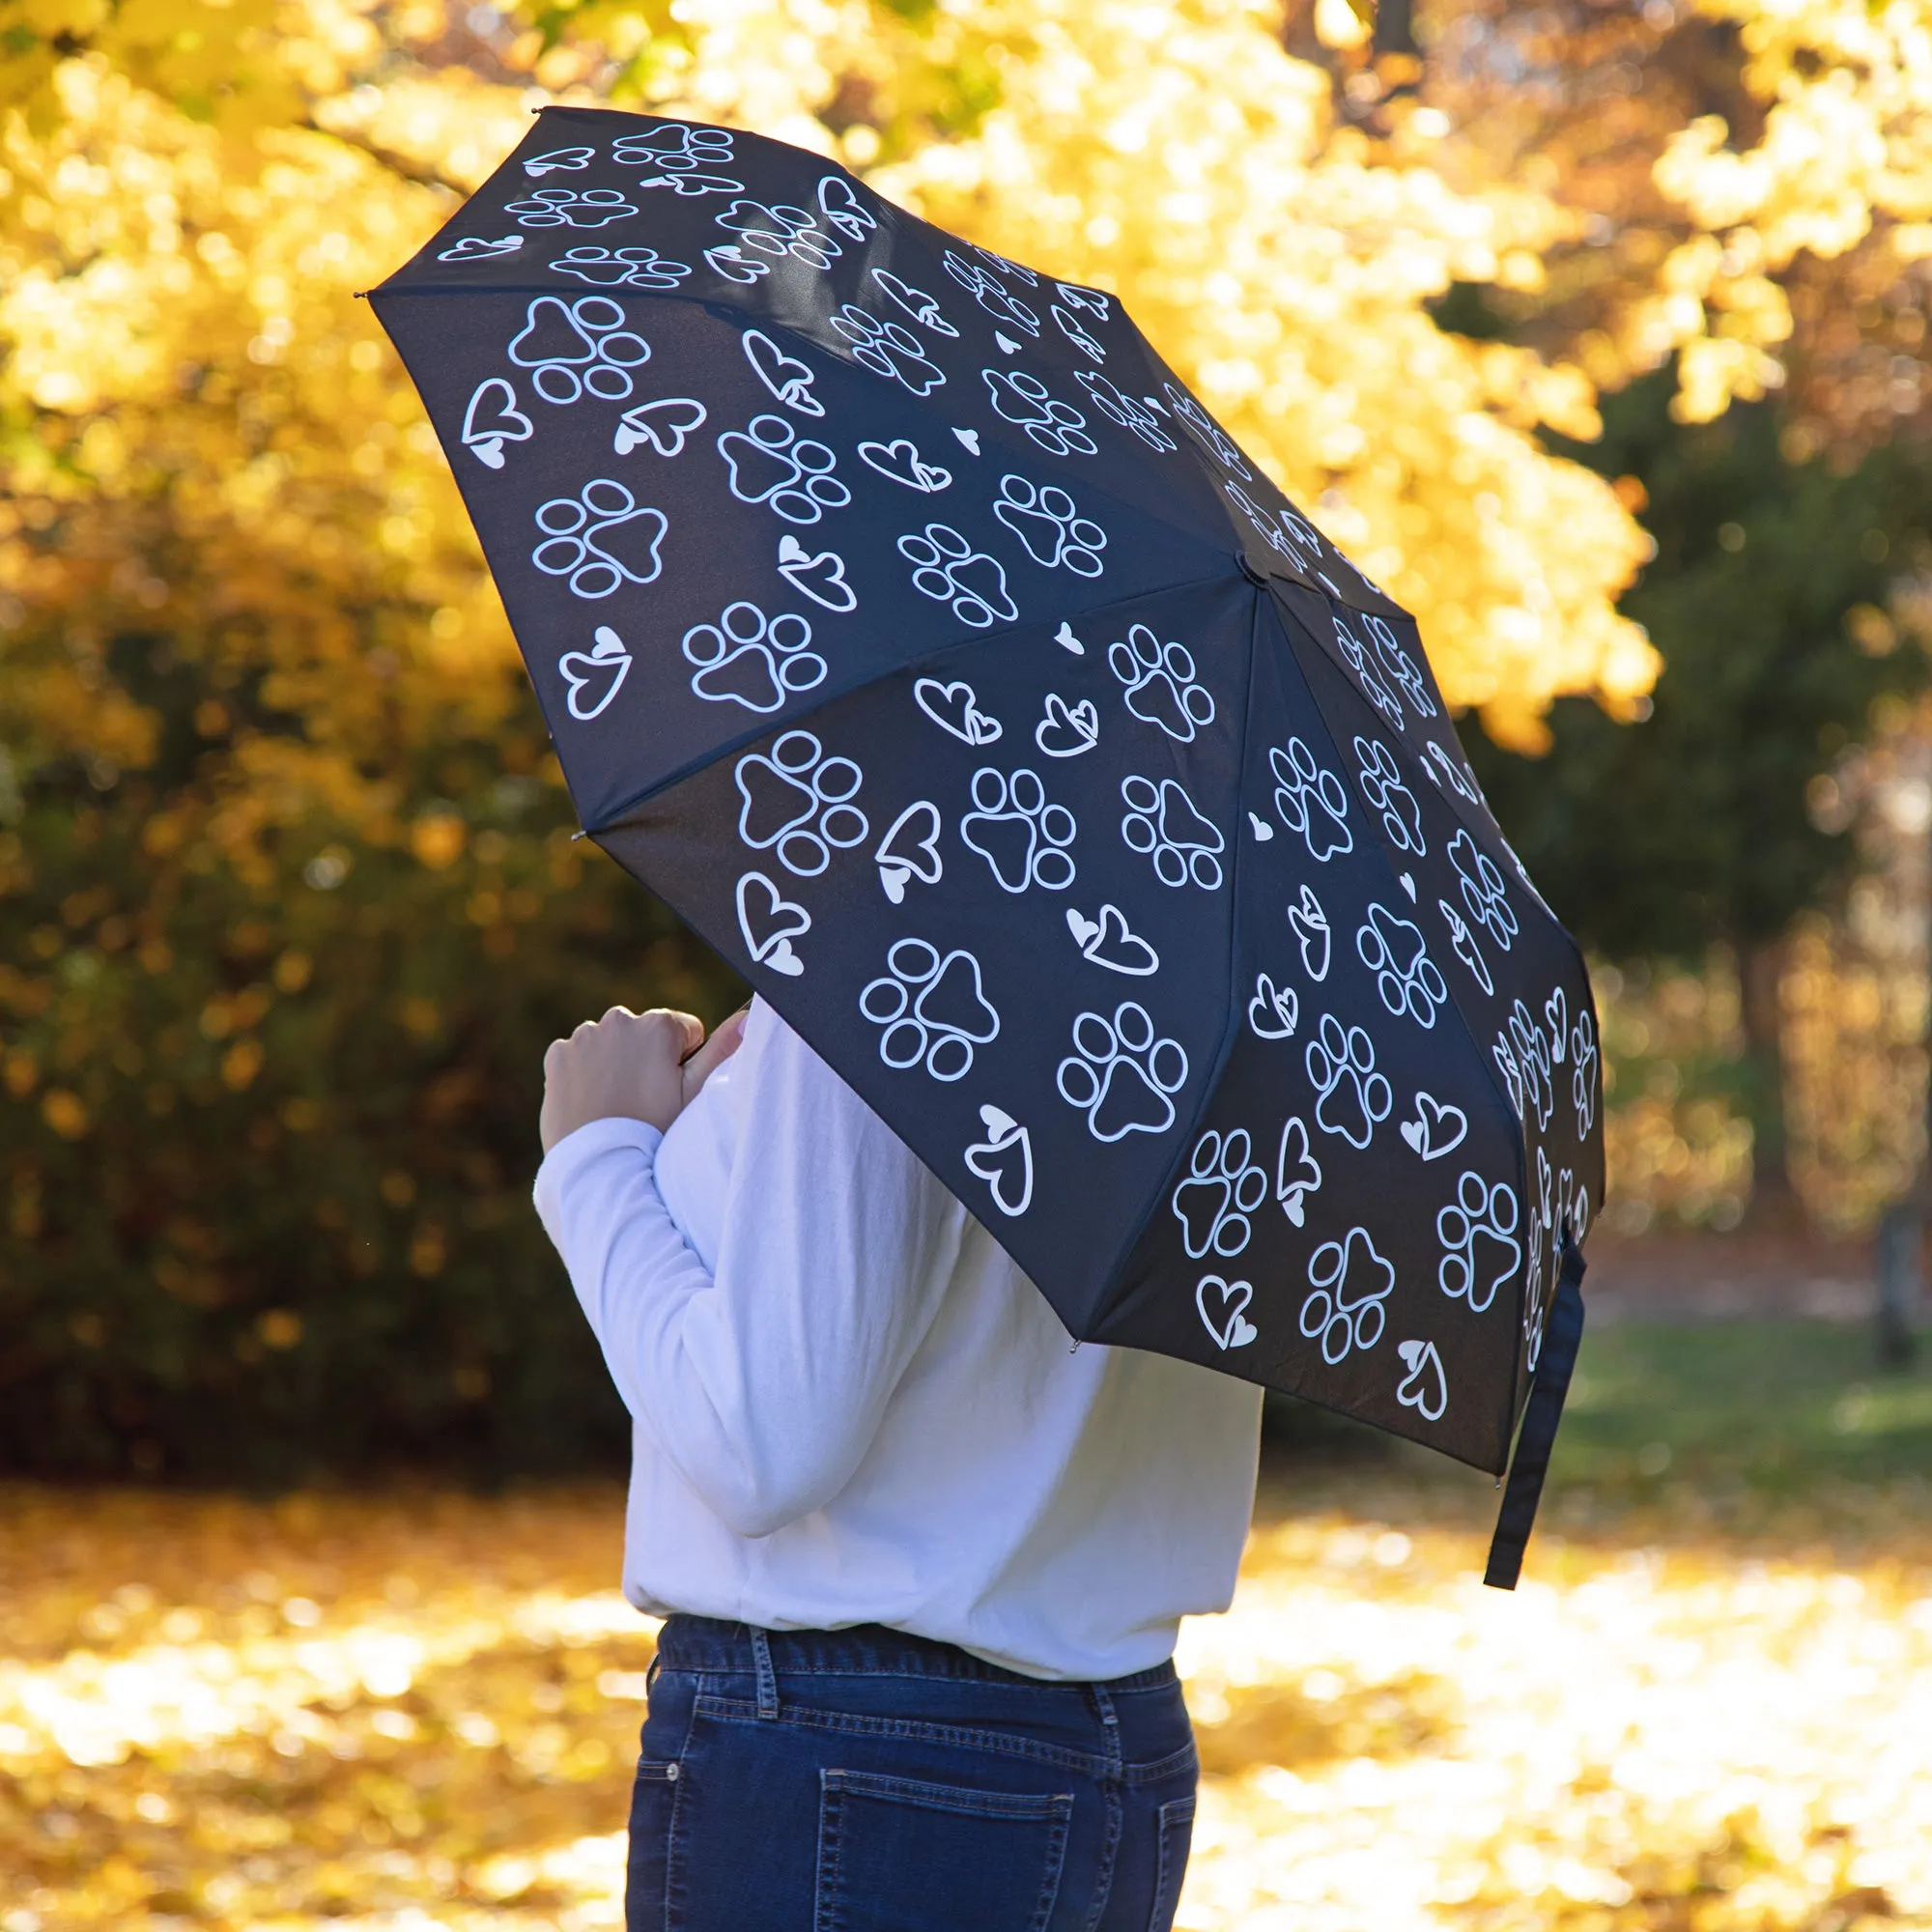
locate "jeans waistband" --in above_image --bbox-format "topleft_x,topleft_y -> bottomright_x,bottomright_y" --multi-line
653,1615 -> 1179,1693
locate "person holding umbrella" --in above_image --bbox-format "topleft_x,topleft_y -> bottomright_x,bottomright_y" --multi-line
375,99 -> 1601,1932
537,995 -> 1262,1929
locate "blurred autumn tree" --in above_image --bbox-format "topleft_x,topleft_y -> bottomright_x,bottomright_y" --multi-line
3,0 -> 1928,1473
1465,372 -> 1932,1223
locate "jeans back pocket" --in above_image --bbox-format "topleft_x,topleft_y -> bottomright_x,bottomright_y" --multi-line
814,1768 -> 1073,1932
1146,1793 -> 1195,1932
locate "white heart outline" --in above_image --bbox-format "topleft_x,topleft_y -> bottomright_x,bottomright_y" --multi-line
555,625 -> 631,721
1064,903 -> 1159,976
1248,972 -> 1298,1040
1399,1091 -> 1468,1161
439,235 -> 524,262
742,327 -> 823,416
857,438 -> 952,493
462,377 -> 533,469
1396,1339 -> 1448,1422
875,800 -> 944,903
734,869 -> 810,976
913,677 -> 1001,746
613,396 -> 707,458
1196,1274 -> 1258,1350
964,1103 -> 1033,1217
1274,1116 -> 1321,1226
776,534 -> 857,612
1035,692 -> 1098,758
1288,883 -> 1331,982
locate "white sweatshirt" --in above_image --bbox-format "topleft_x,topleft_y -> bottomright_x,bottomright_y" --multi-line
532,996 -> 1263,1682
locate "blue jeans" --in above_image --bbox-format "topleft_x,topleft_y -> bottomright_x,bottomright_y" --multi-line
628,1616 -> 1199,1932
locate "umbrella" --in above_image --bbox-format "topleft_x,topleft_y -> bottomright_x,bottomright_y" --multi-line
370,106 -> 1601,1586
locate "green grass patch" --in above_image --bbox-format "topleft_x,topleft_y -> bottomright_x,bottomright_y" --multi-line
1266,1321 -> 1932,1506
1554,1319 -> 1932,1497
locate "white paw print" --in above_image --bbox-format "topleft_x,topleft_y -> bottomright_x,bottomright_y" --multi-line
860,939 -> 1000,1082
982,369 -> 1096,457
898,524 -> 1019,629
829,305 -> 946,394
1356,904 -> 1449,1029
505,185 -> 639,228
733,729 -> 867,878
1057,1001 -> 1189,1143
531,479 -> 668,598
1305,1013 -> 1393,1150
872,269 -> 960,337
613,123 -> 740,193
550,245 -> 693,290
509,295 -> 652,406
1226,482 -> 1295,563
1300,1227 -> 1394,1365
1332,611 -> 1406,733
993,476 -> 1107,577
1051,302 -> 1106,360
943,251 -> 1040,332
1449,829 -> 1518,952
1171,1128 -> 1268,1261
1163,382 -> 1249,475
682,602 -> 826,714
1572,1008 -> 1600,1136
1363,613 -> 1437,720
1435,895 -> 1492,995
1437,1171 -> 1522,1315
1121,775 -> 1225,891
1506,998 -> 1555,1132
1353,736 -> 1425,856
1423,739 -> 1484,809
715,198 -> 840,269
818,177 -> 879,243
1108,624 -> 1215,743
1055,281 -> 1112,320
1270,738 -> 1353,862
717,415 -> 851,525
1075,371 -> 1176,451
960,767 -> 1076,893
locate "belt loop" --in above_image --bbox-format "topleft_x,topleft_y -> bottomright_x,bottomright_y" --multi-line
1090,1681 -> 1123,1777
751,1627 -> 779,1720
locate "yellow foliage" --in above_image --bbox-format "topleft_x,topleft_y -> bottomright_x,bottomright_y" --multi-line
1634,0 -> 1932,419
0,0 -> 1667,800
2,1483 -> 1929,1926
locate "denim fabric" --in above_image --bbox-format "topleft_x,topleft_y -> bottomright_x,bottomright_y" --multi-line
626,1616 -> 1199,1932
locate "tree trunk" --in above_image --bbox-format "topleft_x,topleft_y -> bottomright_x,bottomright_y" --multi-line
1739,933 -> 1804,1233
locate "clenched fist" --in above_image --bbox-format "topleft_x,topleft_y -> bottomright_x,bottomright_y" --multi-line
539,1005 -> 747,1153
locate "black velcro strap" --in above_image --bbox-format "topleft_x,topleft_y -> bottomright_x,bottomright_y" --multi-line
1484,1236 -> 1588,1591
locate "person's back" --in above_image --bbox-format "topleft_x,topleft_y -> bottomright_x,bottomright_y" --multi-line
536,996 -> 1262,1929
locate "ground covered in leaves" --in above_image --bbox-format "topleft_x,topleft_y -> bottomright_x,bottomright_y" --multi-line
3,1321 -> 1930,1930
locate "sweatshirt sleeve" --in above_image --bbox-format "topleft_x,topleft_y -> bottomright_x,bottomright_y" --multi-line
532,1016 -> 968,1538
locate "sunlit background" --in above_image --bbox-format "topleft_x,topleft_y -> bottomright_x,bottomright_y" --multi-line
4,0 -> 1932,1924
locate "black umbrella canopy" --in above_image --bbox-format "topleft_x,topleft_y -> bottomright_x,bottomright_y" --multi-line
371,104 -> 1603,1484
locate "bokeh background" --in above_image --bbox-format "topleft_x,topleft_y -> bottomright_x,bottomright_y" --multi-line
5,1 -> 1932,1927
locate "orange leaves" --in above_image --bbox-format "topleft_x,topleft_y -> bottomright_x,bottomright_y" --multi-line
1,1485 -> 1929,1927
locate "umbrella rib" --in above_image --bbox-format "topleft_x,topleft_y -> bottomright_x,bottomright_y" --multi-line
580,562 -> 1246,836
1067,584 -> 1270,1335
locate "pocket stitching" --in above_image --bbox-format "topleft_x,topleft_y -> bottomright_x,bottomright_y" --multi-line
693,1690 -> 1101,1776
824,1766 -> 1076,1821
814,1769 -> 1073,1932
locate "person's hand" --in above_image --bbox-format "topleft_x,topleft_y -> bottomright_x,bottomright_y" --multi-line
539,1006 -> 747,1153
